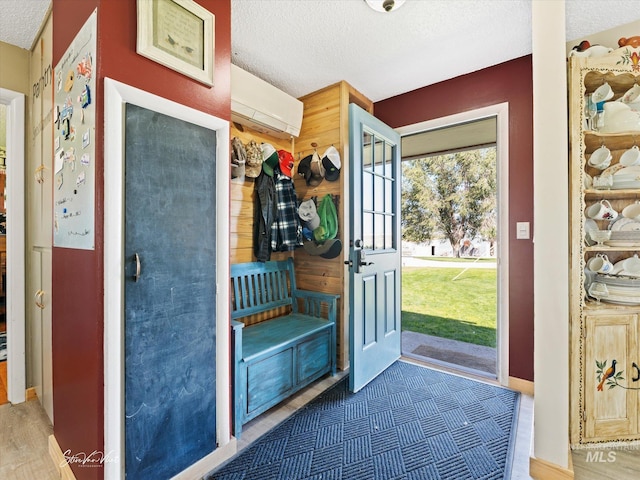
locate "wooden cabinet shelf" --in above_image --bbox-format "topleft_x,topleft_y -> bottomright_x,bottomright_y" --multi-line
570,47 -> 640,446
584,246 -> 640,253
585,189 -> 640,200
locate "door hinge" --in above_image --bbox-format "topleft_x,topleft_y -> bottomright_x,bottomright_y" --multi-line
583,409 -> 587,422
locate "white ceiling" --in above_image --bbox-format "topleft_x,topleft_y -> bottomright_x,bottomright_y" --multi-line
1,1 -> 639,102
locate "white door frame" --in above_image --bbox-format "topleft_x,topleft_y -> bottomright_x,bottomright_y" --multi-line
395,102 -> 510,386
103,78 -> 232,479
0,88 -> 26,404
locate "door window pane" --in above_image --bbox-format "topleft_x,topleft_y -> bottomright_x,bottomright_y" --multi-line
385,178 -> 393,214
374,137 -> 385,175
363,171 -> 373,211
374,214 -> 384,250
363,132 -> 373,171
374,174 -> 384,212
363,212 -> 374,249
385,215 -> 393,249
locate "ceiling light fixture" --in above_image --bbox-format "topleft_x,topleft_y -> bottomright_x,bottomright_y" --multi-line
364,0 -> 406,13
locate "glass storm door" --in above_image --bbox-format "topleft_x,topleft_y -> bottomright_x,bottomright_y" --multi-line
348,103 -> 402,392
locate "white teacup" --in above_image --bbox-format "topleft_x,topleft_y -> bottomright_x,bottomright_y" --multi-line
588,254 -> 614,274
620,145 -> 640,166
620,84 -> 640,105
588,145 -> 612,170
592,82 -> 614,103
622,201 -> 640,219
586,45 -> 615,58
587,199 -> 618,221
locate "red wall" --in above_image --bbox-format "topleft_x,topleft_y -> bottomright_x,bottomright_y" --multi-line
51,2 -> 231,479
375,56 -> 534,382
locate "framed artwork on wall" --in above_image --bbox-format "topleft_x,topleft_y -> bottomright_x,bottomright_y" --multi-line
136,0 -> 215,86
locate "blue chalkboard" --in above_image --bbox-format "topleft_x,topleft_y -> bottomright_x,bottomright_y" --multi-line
124,104 -> 217,479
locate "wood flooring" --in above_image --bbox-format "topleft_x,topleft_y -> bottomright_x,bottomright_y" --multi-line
0,360 -> 7,405
0,400 -> 58,480
1,317 -> 6,405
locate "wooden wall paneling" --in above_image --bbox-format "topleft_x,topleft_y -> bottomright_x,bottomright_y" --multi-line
293,81 -> 373,370
294,83 -> 344,366
229,123 -> 295,264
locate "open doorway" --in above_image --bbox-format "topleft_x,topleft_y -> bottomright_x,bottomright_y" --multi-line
0,88 -> 26,405
396,104 -> 509,384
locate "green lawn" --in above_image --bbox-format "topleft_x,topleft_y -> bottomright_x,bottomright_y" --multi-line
402,266 -> 497,348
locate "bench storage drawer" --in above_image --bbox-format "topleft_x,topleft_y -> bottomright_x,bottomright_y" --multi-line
247,349 -> 294,415
297,330 -> 331,384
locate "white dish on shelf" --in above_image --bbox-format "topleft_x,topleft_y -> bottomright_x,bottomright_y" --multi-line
610,217 -> 635,231
595,294 -> 640,305
601,164 -> 625,176
619,221 -> 640,232
611,181 -> 640,189
603,240 -> 640,247
611,260 -> 626,275
614,165 -> 640,176
610,230 -> 640,240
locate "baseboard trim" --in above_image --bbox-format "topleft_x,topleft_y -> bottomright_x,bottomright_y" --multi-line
26,387 -> 37,401
529,455 -> 574,480
49,434 -> 77,480
508,376 -> 534,396
172,437 -> 238,479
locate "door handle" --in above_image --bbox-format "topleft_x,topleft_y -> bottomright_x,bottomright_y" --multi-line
34,289 -> 45,309
133,253 -> 141,282
34,165 -> 45,184
355,249 -> 373,273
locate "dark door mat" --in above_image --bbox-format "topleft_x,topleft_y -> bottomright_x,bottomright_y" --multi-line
412,344 -> 496,375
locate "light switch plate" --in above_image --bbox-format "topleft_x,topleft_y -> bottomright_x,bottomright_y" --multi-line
516,222 -> 530,240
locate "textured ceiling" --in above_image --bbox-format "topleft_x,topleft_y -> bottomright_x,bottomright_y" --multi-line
231,0 -> 640,102
0,0 -> 50,51
1,1 -> 639,102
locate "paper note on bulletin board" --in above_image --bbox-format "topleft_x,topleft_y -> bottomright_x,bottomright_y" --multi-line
53,9 -> 96,250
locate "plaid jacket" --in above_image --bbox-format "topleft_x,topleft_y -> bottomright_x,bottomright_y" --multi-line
271,169 -> 303,252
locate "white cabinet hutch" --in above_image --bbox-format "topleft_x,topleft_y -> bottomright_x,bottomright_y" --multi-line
570,46 -> 640,445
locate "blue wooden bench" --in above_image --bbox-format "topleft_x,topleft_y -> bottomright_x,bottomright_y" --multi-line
230,258 -> 338,438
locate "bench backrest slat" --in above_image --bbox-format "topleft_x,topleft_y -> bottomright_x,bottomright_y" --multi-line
230,259 -> 296,319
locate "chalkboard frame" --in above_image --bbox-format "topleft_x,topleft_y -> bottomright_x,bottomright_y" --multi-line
103,78 -> 232,477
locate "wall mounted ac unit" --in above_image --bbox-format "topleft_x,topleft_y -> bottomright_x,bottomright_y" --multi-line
231,64 -> 303,139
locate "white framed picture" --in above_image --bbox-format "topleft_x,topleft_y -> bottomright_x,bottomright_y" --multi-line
137,0 -> 215,86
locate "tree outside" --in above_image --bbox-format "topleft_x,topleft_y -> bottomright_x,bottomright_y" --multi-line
402,147 -> 497,257
401,146 -> 498,353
